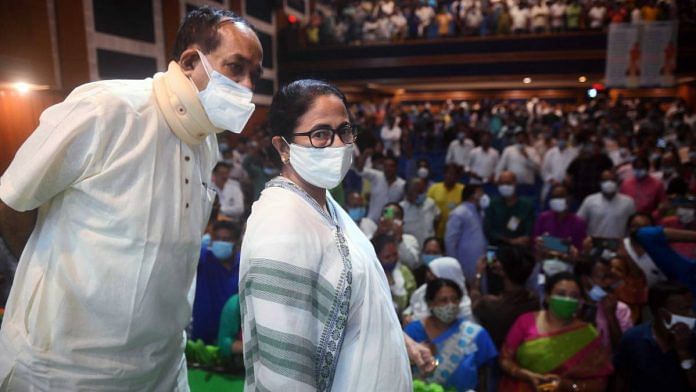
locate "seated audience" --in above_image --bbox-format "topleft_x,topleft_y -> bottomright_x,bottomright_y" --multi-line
212,162 -> 245,221
346,191 -> 377,238
354,150 -> 406,222
375,203 -> 421,269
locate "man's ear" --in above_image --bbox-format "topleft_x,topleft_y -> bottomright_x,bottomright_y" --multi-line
178,48 -> 201,77
271,136 -> 289,164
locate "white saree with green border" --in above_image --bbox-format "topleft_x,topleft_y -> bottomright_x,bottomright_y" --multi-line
240,177 -> 412,391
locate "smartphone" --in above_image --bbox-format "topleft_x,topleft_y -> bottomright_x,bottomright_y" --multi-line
541,235 -> 569,253
486,246 -> 497,264
591,237 -> 620,251
383,207 -> 394,220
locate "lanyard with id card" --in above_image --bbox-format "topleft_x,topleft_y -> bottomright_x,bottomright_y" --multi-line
506,216 -> 520,232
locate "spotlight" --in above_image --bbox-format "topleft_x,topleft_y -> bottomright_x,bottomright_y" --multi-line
587,88 -> 597,98
14,82 -> 30,94
578,76 -> 587,83
523,77 -> 532,84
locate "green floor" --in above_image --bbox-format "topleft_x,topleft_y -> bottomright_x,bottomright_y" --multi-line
188,368 -> 244,392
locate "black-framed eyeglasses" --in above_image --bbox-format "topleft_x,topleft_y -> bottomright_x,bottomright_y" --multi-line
292,123 -> 358,148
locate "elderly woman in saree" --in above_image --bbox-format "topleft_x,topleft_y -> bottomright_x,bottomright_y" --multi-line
239,79 -> 434,391
499,272 -> 613,391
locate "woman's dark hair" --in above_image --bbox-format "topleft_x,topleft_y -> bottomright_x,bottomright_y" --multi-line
497,245 -> 535,286
171,6 -> 253,61
425,278 -> 463,303
371,234 -> 397,255
544,271 -> 582,296
268,79 -> 349,140
422,236 -> 444,252
648,281 -> 692,313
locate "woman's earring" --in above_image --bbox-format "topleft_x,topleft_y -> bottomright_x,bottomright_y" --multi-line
282,155 -> 290,165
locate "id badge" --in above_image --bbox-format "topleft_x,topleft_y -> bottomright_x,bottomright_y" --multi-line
507,216 -> 520,231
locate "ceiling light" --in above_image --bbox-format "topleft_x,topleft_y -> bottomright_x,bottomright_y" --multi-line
578,76 -> 587,83
14,82 -> 30,94
522,77 -> 532,84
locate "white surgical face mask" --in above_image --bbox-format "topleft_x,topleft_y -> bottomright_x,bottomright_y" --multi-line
196,50 -> 255,133
417,167 -> 429,179
479,194 -> 490,209
664,311 -> 696,330
676,207 -> 695,225
549,198 -> 567,212
498,184 -> 515,197
284,138 -> 353,189
601,180 -> 617,195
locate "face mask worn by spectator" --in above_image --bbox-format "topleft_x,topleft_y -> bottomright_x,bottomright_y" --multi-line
431,303 -> 459,324
348,206 -> 366,221
634,168 -> 648,180
663,311 -> 696,330
548,295 -> 579,320
588,284 -> 608,302
676,207 -> 695,224
417,167 -> 429,179
195,50 -> 255,133
498,184 -> 515,197
283,138 -> 353,189
600,180 -> 617,195
479,194 -> 490,209
415,193 -> 426,205
422,254 -> 442,265
211,240 -> 234,260
549,198 -> 567,212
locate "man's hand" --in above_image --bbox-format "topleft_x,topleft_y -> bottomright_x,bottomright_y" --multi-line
671,322 -> 694,357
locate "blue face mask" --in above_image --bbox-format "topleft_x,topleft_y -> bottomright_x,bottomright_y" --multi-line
348,206 -> 366,221
422,254 -> 442,265
382,262 -> 397,274
201,233 -> 212,249
415,193 -> 426,205
211,240 -> 234,260
588,284 -> 608,302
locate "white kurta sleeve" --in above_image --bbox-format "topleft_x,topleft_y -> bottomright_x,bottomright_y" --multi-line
0,90 -> 105,211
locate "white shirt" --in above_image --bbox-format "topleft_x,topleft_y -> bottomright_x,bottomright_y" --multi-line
495,144 -> 541,185
214,178 -> 245,220
468,146 -> 500,182
356,168 -> 406,222
550,2 -> 567,27
400,198 -> 441,246
531,4 -> 550,29
510,7 -> 530,30
577,193 -> 636,239
446,138 -> 475,168
542,146 -> 579,184
588,6 -> 606,28
0,77 -> 218,390
380,123 -> 402,157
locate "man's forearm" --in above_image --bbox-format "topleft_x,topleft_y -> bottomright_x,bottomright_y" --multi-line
663,228 -> 696,243
0,199 -> 37,259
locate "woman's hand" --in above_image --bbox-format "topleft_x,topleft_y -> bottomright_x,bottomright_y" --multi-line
403,333 -> 437,374
518,369 -> 560,391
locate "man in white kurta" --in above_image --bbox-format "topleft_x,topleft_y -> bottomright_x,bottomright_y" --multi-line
0,9 -> 262,390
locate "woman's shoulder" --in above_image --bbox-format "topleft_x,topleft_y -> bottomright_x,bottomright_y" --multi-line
404,319 -> 427,341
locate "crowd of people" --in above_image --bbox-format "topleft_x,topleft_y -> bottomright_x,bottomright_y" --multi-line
300,0 -> 680,45
170,92 -> 696,390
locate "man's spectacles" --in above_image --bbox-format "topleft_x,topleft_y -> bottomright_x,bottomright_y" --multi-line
292,123 -> 358,148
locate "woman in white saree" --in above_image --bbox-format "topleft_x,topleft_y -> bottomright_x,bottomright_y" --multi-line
240,79 -> 433,391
